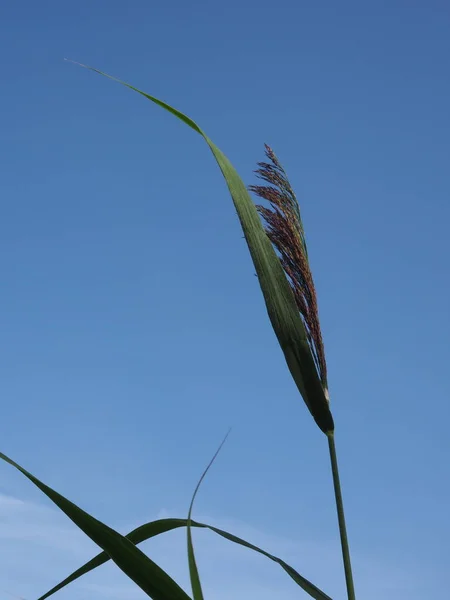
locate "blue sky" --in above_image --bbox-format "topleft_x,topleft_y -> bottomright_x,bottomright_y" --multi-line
1,1 -> 449,598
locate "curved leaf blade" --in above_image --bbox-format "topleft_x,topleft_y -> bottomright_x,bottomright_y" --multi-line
71,61 -> 334,434
187,432 -> 230,600
38,518 -> 333,600
0,452 -> 191,600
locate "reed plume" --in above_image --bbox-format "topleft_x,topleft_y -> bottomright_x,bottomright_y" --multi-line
250,145 -> 356,600
249,144 -> 328,397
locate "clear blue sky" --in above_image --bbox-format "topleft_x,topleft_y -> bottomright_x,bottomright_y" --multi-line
0,1 -> 449,599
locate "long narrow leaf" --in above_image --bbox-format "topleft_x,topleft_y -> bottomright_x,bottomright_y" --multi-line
38,517 -> 333,600
187,432 -> 230,600
71,61 -> 334,435
0,452 -> 191,600
187,511 -> 204,600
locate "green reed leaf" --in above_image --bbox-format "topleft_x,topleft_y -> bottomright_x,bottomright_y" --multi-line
71,61 -> 334,434
187,432 -> 230,600
0,452 -> 191,600
37,517 -> 333,600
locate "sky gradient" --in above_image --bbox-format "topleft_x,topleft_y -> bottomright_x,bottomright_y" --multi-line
1,1 -> 449,599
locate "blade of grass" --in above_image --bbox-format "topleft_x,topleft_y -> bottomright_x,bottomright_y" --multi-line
69,60 -> 334,436
0,452 -> 192,600
37,517 -> 333,600
187,431 -> 230,600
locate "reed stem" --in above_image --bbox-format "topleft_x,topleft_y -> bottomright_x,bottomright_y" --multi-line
327,432 -> 356,600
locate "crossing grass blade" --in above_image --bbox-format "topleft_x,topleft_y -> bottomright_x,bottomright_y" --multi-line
186,431 -> 230,600
70,61 -> 334,435
0,452 -> 192,600
37,517 -> 333,600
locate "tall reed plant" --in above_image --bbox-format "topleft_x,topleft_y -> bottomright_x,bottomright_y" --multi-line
0,64 -> 356,600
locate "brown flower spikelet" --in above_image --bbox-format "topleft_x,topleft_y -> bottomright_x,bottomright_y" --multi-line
249,144 -> 328,392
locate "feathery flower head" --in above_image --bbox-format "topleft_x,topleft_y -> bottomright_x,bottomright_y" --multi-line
249,144 -> 328,398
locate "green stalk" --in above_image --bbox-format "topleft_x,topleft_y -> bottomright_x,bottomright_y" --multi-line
327,432 -> 356,600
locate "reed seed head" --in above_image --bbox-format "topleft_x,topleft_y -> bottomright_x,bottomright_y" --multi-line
249,144 -> 328,397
